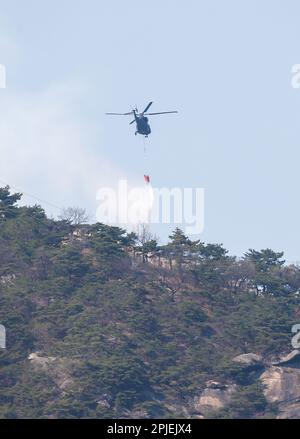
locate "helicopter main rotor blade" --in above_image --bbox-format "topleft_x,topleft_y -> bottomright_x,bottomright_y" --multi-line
129,119 -> 136,125
106,112 -> 133,116
142,102 -> 153,114
144,111 -> 178,116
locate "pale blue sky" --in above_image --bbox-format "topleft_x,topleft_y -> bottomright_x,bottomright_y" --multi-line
1,0 -> 300,260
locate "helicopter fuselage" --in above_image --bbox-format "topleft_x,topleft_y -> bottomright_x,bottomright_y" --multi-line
106,102 -> 177,137
135,115 -> 151,137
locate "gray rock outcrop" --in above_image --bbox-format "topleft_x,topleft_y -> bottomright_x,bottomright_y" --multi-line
260,364 -> 300,418
232,353 -> 263,367
193,381 -> 237,416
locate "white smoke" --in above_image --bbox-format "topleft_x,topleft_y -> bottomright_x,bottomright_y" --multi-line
0,82 -> 125,220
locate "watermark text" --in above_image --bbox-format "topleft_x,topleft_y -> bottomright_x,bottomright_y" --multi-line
0,64 -> 6,89
0,324 -> 6,349
96,180 -> 204,235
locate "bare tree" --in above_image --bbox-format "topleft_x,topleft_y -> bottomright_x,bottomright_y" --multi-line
134,224 -> 159,263
135,223 -> 158,245
59,207 -> 89,225
156,265 -> 186,302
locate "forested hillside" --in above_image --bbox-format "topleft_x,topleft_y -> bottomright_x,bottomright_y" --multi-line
1,186 -> 300,419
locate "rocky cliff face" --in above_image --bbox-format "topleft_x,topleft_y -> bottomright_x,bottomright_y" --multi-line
193,381 -> 237,416
190,351 -> 300,419
28,352 -> 75,393
28,350 -> 300,418
260,350 -> 300,419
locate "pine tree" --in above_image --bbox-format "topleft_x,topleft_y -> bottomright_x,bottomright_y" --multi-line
0,186 -> 22,222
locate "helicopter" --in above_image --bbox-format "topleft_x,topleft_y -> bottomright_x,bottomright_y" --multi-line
106,102 -> 178,137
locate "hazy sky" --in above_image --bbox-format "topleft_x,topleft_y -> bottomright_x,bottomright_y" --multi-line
1,0 -> 300,260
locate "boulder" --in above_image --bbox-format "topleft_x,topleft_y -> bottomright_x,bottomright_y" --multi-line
194,381 -> 237,415
28,352 -> 74,392
260,365 -> 300,418
232,353 -> 263,367
28,352 -> 56,369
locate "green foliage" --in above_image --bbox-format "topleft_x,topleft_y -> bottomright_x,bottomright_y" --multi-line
244,248 -> 285,272
0,186 -> 22,222
0,187 -> 299,419
212,383 -> 268,419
